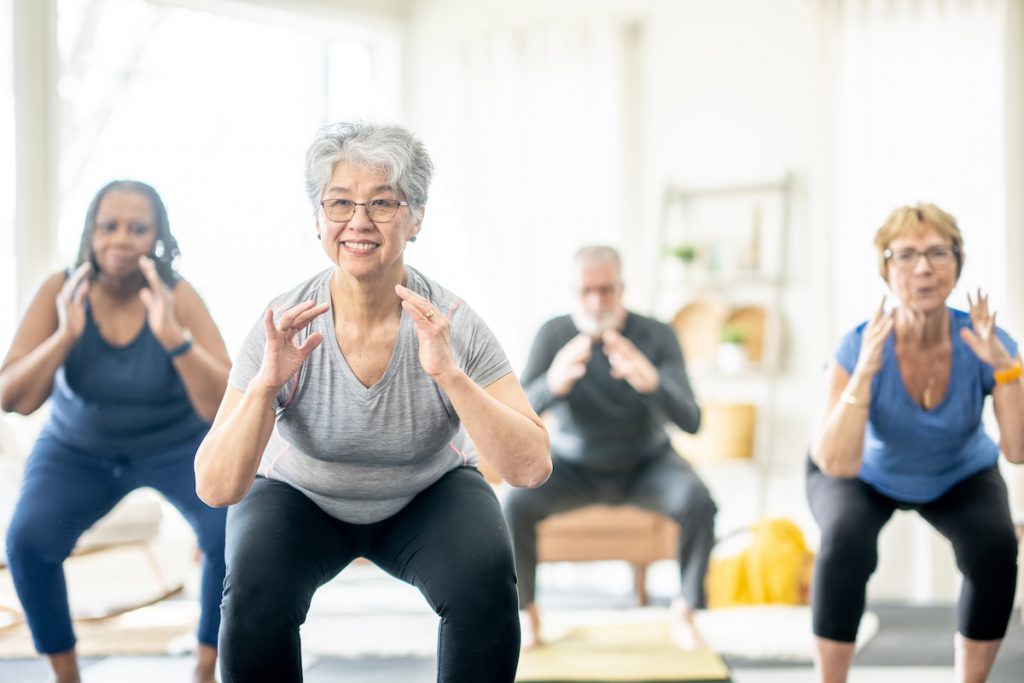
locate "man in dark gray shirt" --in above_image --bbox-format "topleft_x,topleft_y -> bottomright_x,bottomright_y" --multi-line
504,245 -> 716,650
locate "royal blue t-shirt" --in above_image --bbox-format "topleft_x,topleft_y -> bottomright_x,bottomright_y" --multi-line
834,308 -> 1017,503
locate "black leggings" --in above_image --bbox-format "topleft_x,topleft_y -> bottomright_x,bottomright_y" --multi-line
219,467 -> 520,683
806,459 -> 1018,642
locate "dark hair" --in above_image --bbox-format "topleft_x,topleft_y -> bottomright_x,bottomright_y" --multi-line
75,180 -> 180,287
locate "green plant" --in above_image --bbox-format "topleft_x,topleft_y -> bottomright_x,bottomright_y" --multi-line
721,324 -> 747,345
668,244 -> 698,263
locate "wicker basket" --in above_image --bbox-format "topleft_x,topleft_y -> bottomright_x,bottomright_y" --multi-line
672,401 -> 756,461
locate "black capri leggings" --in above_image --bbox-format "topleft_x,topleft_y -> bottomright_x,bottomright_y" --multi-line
219,467 -> 520,683
806,459 -> 1018,642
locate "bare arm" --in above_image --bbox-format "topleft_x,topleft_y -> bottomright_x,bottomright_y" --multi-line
137,258 -> 230,421
194,383 -> 277,507
0,266 -> 90,414
809,361 -> 873,477
167,281 -> 232,422
194,302 -> 328,507
991,353 -> 1024,463
959,290 -> 1024,463
810,299 -> 892,477
442,371 -> 551,488
396,284 -> 551,488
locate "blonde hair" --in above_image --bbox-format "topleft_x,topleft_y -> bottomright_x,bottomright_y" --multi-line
873,203 -> 964,279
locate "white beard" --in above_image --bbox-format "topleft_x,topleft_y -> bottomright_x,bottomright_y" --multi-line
571,310 -> 620,338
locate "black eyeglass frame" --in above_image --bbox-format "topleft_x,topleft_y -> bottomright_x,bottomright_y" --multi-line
319,198 -> 410,223
882,244 -> 960,270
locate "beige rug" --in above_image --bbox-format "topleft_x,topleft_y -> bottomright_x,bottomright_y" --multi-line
518,616 -> 730,682
0,543 -> 196,658
0,600 -> 197,658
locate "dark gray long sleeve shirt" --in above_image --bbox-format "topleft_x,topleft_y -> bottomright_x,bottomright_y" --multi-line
521,312 -> 700,471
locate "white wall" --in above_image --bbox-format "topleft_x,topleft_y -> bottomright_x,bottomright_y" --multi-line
406,0 -> 824,523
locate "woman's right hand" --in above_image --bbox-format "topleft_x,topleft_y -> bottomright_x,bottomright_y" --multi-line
852,297 -> 894,378
253,301 -> 330,391
55,262 -> 92,343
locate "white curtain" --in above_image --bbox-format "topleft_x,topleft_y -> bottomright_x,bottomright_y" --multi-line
819,0 -> 1007,339
413,19 -> 633,369
817,0 -> 1018,600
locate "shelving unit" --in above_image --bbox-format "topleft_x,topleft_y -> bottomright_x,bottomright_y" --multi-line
651,175 -> 793,519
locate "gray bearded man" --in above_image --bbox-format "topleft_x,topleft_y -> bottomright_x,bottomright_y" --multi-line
503,245 -> 717,650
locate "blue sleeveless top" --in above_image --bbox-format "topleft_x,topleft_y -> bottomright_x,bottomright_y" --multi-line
42,297 -> 209,456
834,307 -> 1018,503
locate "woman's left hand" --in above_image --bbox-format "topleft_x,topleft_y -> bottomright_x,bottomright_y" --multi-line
396,284 -> 456,380
138,255 -> 186,350
960,288 -> 1014,369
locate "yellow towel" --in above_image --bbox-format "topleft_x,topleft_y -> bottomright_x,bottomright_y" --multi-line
706,518 -> 813,608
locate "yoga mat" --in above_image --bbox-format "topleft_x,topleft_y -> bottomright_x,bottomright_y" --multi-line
517,620 -> 730,682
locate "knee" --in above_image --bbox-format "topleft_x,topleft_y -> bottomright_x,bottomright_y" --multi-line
817,522 -> 878,576
435,549 -> 518,619
957,531 -> 1019,579
5,511 -> 68,566
675,485 -> 717,527
195,509 -> 228,565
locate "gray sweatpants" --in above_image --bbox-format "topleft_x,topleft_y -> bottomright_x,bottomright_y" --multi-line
502,450 -> 716,609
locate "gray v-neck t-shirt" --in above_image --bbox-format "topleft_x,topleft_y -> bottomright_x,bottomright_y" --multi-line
228,266 -> 512,523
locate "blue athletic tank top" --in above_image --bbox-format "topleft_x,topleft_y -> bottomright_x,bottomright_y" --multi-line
42,295 -> 209,456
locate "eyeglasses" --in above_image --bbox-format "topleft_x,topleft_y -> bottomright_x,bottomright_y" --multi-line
883,245 -> 958,271
319,198 -> 409,223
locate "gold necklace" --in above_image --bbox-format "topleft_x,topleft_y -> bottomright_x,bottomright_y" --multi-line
923,376 -> 936,410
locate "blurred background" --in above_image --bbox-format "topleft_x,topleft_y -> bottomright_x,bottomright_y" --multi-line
2,0 -> 1022,607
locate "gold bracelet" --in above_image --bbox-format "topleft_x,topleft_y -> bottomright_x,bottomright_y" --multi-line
994,362 -> 1022,385
840,391 -> 869,409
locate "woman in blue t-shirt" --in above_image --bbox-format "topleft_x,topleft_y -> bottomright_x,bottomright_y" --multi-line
808,203 -> 1023,683
1,180 -> 230,683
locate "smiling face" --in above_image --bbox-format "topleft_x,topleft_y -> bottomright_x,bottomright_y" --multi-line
884,224 -> 958,313
316,161 -> 420,281
90,189 -> 157,279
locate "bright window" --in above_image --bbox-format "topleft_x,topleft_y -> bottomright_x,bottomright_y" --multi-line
56,0 -> 400,351
0,0 -> 14,344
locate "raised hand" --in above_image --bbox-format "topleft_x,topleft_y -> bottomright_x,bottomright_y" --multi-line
602,328 -> 659,394
55,262 -> 92,343
396,284 -> 455,380
960,288 -> 1014,369
547,333 -> 593,397
853,297 -> 894,378
255,301 -> 329,390
138,255 -> 186,350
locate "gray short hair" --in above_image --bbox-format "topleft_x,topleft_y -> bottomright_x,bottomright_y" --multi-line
574,245 -> 622,271
304,121 -> 434,216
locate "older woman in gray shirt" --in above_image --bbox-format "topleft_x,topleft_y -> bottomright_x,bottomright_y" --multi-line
195,121 -> 551,683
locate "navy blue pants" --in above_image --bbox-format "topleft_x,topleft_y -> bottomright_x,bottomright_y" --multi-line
219,467 -> 520,683
5,431 -> 227,654
806,459 -> 1018,642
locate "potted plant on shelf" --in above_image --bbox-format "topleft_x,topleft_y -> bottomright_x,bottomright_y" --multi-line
716,324 -> 748,374
668,243 -> 699,277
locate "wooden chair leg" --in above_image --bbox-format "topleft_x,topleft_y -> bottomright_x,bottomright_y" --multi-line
631,562 -> 648,606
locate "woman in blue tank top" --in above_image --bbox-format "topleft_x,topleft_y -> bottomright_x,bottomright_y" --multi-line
807,203 -> 1024,683
1,180 -> 230,683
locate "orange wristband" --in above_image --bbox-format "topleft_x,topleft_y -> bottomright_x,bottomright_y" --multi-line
994,362 -> 1022,385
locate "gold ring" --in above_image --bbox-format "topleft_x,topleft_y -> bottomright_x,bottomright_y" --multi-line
278,323 -> 289,333
425,309 -> 435,319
